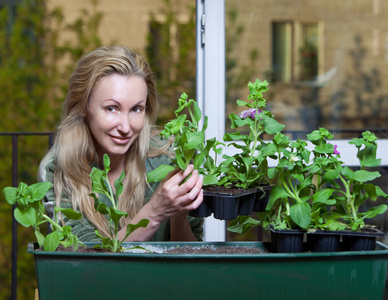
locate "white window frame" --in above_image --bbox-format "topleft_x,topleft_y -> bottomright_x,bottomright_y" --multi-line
196,0 -> 226,241
196,0 -> 388,241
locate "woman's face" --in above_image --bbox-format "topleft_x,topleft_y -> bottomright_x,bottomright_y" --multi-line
87,74 -> 147,161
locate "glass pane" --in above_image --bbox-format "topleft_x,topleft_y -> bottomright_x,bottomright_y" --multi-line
146,5 -> 196,126
225,0 -> 388,139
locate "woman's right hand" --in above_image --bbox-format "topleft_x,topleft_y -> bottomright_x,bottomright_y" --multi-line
120,164 -> 203,242
147,164 -> 203,224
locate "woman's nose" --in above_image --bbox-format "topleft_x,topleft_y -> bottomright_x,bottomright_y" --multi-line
117,114 -> 131,134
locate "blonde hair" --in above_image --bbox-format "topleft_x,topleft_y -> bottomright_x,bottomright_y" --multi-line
42,46 -> 170,237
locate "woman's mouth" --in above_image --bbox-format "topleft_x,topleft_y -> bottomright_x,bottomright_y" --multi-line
110,135 -> 130,145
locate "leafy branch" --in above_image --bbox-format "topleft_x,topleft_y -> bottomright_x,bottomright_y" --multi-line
89,154 -> 149,252
3,182 -> 84,251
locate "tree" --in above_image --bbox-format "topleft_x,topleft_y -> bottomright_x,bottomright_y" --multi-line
0,1 -> 104,299
146,0 -> 197,125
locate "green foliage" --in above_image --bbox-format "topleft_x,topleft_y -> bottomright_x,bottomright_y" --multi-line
229,128 -> 388,234
146,0 -> 196,125
148,79 -> 285,190
147,93 -> 222,186
90,154 -> 149,252
3,182 -> 84,251
222,79 -> 285,188
0,1 -> 106,298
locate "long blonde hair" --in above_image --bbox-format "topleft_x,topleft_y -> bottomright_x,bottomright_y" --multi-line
41,46 -> 169,237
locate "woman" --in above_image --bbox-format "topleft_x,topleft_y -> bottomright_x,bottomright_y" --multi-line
39,46 -> 204,242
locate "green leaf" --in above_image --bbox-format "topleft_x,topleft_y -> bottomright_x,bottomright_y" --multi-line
263,117 -> 285,135
14,206 -> 36,227
267,167 -> 277,180
125,219 -> 149,237
94,202 -> 109,215
109,207 -> 128,227
95,230 -> 113,247
89,167 -> 108,194
28,182 -> 52,202
341,166 -> 354,180
114,170 -> 125,197
227,216 -> 260,234
3,187 -> 18,204
55,207 -> 82,220
364,183 -> 378,200
290,202 -> 311,229
376,186 -> 388,198
175,150 -> 188,170
193,151 -> 206,169
147,164 -> 176,183
315,143 -> 334,154
353,170 -> 381,183
361,158 -> 382,168
324,168 -> 341,181
44,231 -> 60,251
312,189 -> 335,204
184,131 -> 204,150
35,228 -> 45,249
236,100 -> 250,107
192,101 -> 202,123
266,185 -> 289,210
361,204 -> 387,219
223,132 -> 247,142
103,154 -> 111,173
203,174 -> 218,186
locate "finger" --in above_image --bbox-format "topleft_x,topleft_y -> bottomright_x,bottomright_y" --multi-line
184,173 -> 203,200
182,164 -> 195,177
164,167 -> 181,181
185,189 -> 204,211
179,169 -> 200,193
166,165 -> 195,187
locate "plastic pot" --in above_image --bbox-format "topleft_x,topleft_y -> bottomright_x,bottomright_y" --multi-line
29,241 -> 388,300
190,185 -> 272,220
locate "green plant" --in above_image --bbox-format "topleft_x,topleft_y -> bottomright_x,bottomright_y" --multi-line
148,79 -> 284,191
335,131 -> 388,231
89,154 -> 150,252
229,128 -> 388,234
3,182 -> 84,251
147,92 -> 223,186
221,79 -> 284,188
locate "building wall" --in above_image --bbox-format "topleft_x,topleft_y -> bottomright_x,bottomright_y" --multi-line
47,0 -> 194,56
225,0 -> 388,135
48,0 -> 388,135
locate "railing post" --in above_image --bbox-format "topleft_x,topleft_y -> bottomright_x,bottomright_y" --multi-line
11,135 -> 18,300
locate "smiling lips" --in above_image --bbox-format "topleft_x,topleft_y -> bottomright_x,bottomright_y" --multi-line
110,135 -> 131,145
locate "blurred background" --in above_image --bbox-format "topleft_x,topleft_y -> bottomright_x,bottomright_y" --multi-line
1,0 -> 388,299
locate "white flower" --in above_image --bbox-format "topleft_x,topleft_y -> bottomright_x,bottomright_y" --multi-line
289,154 -> 300,163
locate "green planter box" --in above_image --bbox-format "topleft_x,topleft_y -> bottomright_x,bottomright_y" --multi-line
29,241 -> 388,300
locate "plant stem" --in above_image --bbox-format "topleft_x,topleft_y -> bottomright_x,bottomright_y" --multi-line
339,174 -> 358,223
42,214 -> 62,232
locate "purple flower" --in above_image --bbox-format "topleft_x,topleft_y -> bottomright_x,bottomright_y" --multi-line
328,142 -> 340,155
239,108 -> 262,120
333,144 -> 340,155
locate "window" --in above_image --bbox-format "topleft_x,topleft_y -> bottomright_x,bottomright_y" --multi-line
200,0 -> 388,241
147,12 -> 196,125
272,21 -> 321,83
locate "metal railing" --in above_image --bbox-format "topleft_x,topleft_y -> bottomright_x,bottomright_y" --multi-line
0,132 -> 53,300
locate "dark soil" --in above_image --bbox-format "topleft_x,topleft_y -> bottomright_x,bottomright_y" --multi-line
164,245 -> 266,254
203,184 -> 246,194
45,244 -> 267,254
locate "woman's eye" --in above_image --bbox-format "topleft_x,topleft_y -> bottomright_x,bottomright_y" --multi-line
133,106 -> 144,113
106,106 -> 117,112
